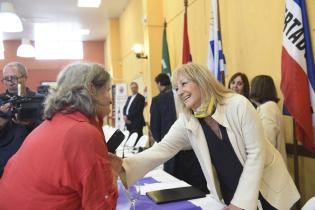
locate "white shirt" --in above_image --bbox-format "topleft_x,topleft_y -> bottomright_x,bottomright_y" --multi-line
126,94 -> 137,115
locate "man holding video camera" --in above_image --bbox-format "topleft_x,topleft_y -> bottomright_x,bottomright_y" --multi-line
0,62 -> 44,132
1,62 -> 37,98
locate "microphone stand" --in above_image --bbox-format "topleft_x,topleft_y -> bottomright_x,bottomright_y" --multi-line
122,133 -> 131,159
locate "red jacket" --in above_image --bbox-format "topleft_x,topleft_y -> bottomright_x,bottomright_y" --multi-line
0,112 -> 117,210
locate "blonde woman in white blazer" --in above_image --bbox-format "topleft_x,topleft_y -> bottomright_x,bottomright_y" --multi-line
250,75 -> 287,163
120,63 -> 300,210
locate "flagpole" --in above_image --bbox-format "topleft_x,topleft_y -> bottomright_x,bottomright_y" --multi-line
217,0 -> 225,86
182,0 -> 192,64
292,120 -> 301,209
184,0 -> 188,13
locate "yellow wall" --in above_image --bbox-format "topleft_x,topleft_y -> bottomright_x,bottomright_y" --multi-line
114,0 -> 164,121
106,18 -> 123,83
107,0 -> 315,204
119,0 -> 144,86
141,0 -> 164,102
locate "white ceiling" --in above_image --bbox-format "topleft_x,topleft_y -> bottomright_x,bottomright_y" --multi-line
2,0 -> 129,41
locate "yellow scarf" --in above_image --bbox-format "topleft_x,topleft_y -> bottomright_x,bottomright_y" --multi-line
193,96 -> 215,118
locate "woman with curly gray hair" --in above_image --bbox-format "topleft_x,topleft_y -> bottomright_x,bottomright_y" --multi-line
0,62 -> 120,210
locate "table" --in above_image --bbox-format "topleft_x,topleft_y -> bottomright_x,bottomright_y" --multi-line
116,169 -> 225,210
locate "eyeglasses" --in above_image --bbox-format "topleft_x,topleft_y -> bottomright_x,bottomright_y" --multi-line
1,76 -> 24,83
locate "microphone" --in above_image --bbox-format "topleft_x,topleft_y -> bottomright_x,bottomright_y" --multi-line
106,129 -> 125,153
122,132 -> 131,159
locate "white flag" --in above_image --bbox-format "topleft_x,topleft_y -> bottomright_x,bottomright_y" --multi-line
207,0 -> 226,83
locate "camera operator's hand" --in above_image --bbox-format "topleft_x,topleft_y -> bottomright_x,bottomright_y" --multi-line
12,118 -> 32,126
0,102 -> 12,113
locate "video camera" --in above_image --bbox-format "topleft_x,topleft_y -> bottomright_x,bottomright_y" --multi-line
0,95 -> 45,124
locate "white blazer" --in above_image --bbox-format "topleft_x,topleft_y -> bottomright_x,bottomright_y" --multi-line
123,94 -> 300,210
257,101 -> 287,163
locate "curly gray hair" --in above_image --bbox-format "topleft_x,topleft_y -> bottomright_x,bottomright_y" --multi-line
44,62 -> 111,119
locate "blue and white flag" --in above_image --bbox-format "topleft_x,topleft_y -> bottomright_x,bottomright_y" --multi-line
207,0 -> 226,83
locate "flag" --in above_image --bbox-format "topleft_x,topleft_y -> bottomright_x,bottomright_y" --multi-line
182,5 -> 192,64
161,21 -> 171,76
281,0 -> 315,150
207,0 -> 226,84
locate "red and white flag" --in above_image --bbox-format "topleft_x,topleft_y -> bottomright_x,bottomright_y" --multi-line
281,0 -> 315,150
182,5 -> 192,64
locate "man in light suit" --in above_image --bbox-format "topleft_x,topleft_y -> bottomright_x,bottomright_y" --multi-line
150,73 -> 208,193
123,82 -> 145,145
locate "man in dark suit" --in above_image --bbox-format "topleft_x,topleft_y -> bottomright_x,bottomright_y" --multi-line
150,73 -> 209,193
150,73 -> 175,142
123,82 -> 145,145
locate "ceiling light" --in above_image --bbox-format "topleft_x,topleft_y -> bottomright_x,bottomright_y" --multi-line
0,33 -> 3,52
0,39 -> 4,59
0,2 -> 23,32
77,0 -> 101,8
17,39 -> 35,58
80,29 -> 90,35
0,40 -> 4,52
35,23 -> 82,41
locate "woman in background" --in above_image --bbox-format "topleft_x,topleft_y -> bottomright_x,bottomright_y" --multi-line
228,72 -> 250,99
120,63 -> 299,210
250,75 -> 287,163
0,63 -> 120,210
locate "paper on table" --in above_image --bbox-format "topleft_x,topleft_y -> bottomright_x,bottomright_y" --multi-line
144,169 -> 179,183
189,194 -> 226,210
139,180 -> 190,195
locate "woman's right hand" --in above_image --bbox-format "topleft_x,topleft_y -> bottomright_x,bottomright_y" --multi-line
108,153 -> 122,179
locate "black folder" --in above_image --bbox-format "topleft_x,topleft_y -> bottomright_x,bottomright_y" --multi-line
146,186 -> 206,204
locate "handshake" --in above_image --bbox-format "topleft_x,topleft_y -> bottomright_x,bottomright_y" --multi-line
108,153 -> 125,186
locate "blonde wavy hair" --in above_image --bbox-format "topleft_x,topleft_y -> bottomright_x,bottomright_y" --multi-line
172,62 -> 232,114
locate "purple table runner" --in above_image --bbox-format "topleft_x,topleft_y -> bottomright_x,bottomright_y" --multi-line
117,177 -> 202,210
